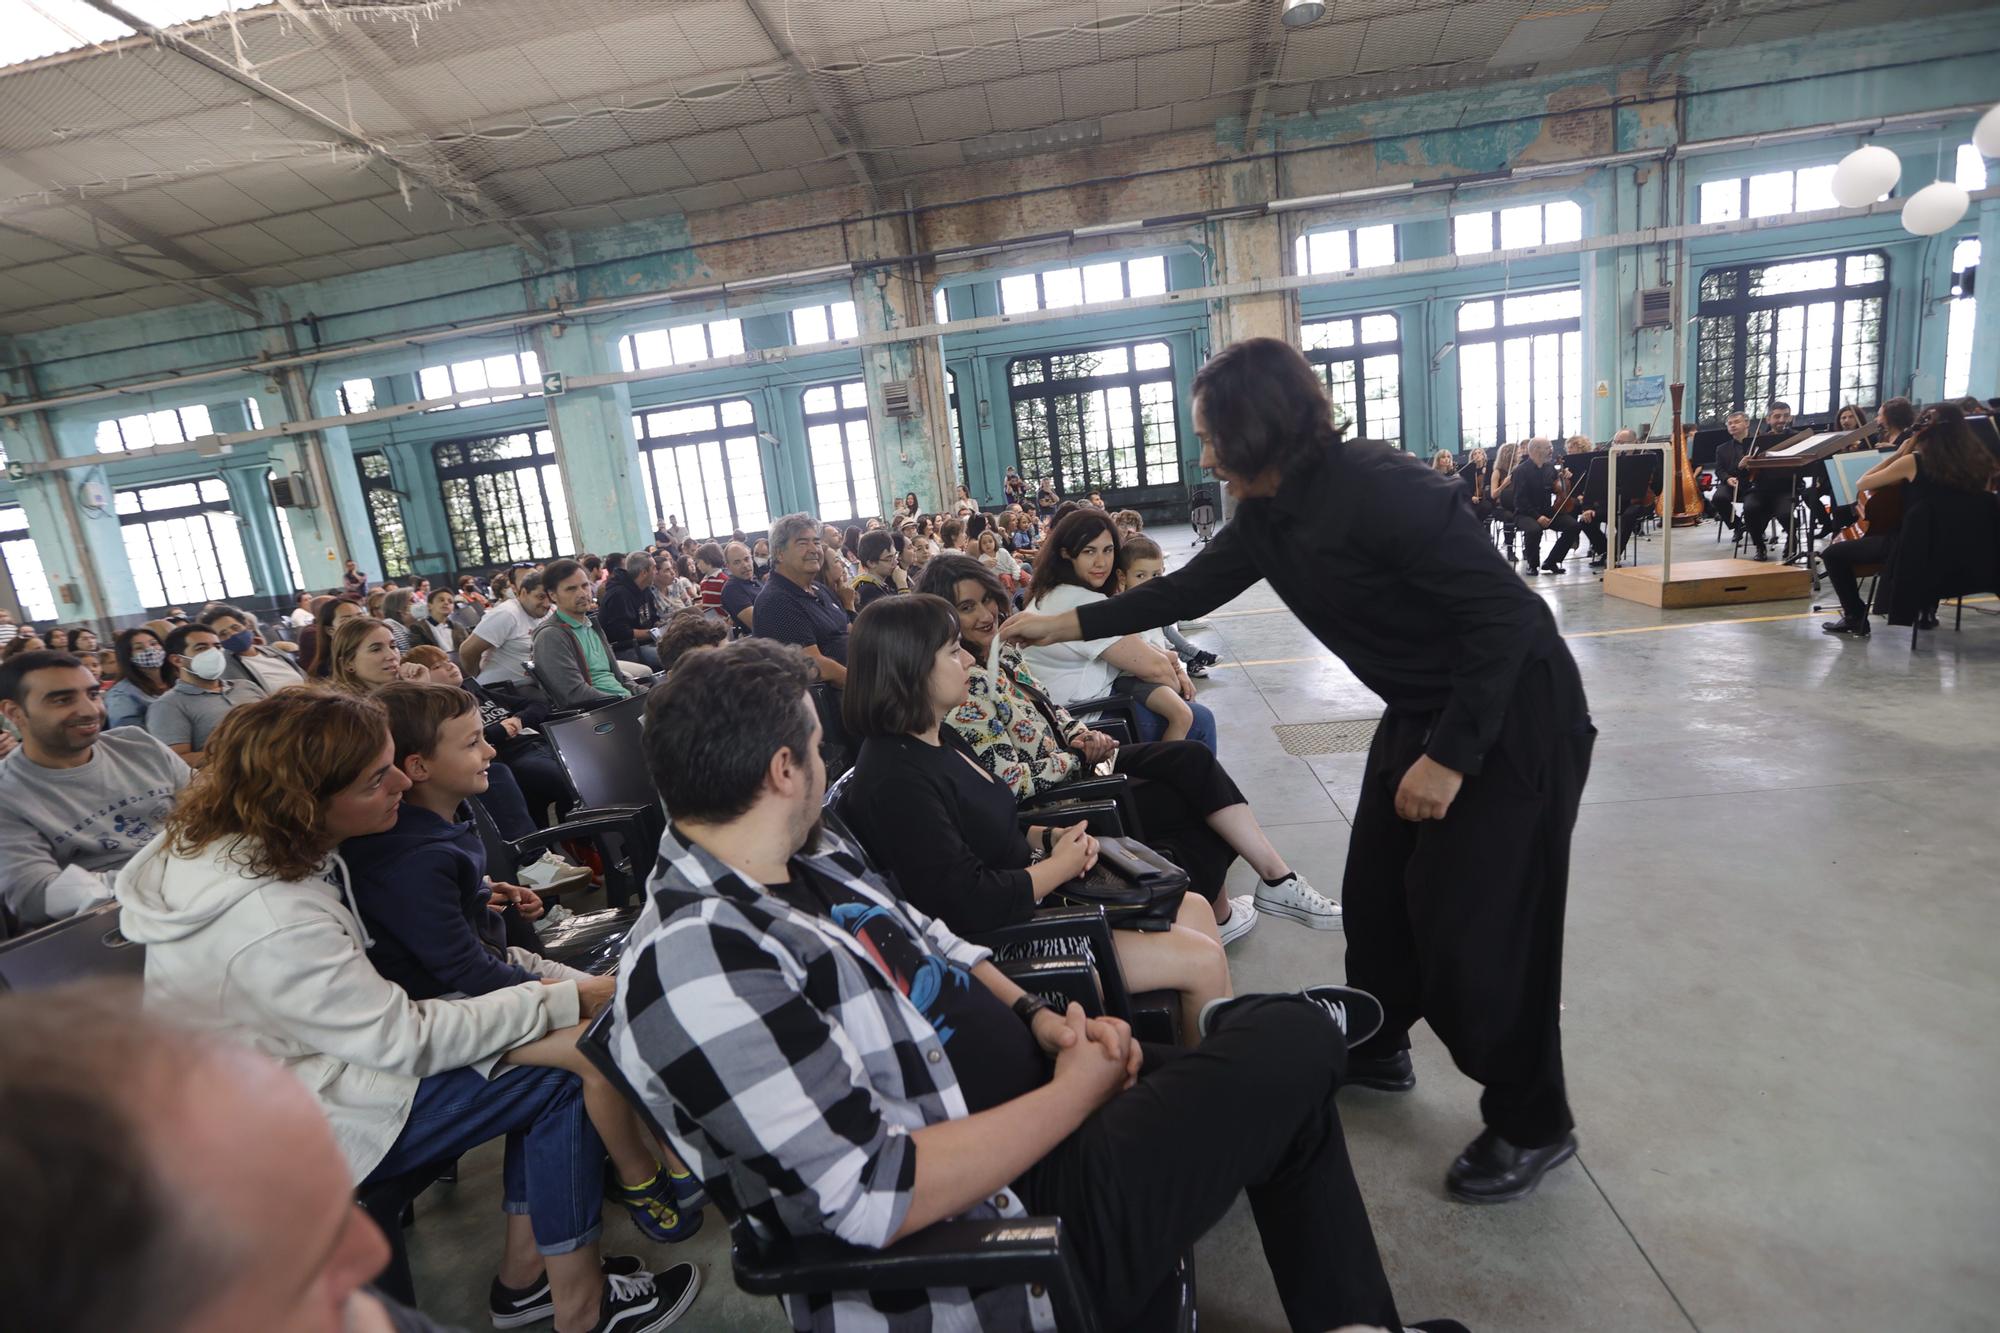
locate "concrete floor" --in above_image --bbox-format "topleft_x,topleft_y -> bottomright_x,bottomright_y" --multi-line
406,526 -> 2000,1333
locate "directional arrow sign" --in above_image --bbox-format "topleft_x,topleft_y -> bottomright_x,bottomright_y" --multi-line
541,371 -> 566,396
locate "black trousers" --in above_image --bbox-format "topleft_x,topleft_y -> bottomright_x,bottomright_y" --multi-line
1740,485 -> 1787,552
1019,995 -> 1400,1332
1547,515 -> 1606,564
499,739 -> 573,828
1518,517 -> 1551,566
1821,532 -> 1894,620
1107,741 -> 1242,902
1342,652 -> 1595,1148
1614,503 -> 1650,560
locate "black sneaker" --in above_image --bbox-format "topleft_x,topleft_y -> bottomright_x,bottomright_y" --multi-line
491,1255 -> 646,1329
587,1265 -> 702,1333
1185,660 -> 1209,678
1191,650 -> 1220,670
1198,985 -> 1383,1049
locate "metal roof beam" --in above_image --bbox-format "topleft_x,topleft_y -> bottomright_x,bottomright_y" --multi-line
0,215 -> 259,318
740,0 -> 879,203
71,0 -> 550,262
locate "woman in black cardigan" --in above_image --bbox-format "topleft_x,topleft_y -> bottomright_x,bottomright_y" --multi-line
841,595 -> 1229,1039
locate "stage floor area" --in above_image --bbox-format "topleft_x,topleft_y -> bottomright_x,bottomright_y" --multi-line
405,527 -> 2000,1333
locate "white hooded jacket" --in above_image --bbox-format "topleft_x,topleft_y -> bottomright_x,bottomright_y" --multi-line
115,833 -> 583,1181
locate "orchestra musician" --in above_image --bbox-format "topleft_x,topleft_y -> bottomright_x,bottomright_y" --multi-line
1542,436 -> 1606,572
1820,402 -> 1993,638
1821,398 -> 1917,535
1433,449 -> 1459,477
1607,429 -> 1657,563
1488,442 -> 1521,562
1738,401 -> 1797,561
1709,410 -> 1753,526
1461,446 -> 1494,526
1508,437 -> 1560,575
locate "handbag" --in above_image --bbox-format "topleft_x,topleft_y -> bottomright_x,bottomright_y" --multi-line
1052,835 -> 1187,932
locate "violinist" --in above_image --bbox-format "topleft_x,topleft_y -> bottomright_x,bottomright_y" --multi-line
1543,436 -> 1606,571
1820,402 -> 1994,638
1739,401 -> 1797,561
1605,429 -> 1658,563
1462,446 -> 1495,526
1433,449 -> 1459,477
1709,411 -> 1752,526
1509,437 -> 1560,575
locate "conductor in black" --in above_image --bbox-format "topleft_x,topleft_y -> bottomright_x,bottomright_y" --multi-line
1002,337 -> 1596,1203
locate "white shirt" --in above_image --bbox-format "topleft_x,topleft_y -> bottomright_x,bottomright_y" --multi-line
1021,582 -> 1122,704
471,597 -> 545,684
288,608 -> 315,628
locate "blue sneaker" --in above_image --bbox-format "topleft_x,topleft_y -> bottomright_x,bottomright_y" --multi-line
609,1171 -> 704,1244
666,1162 -> 708,1211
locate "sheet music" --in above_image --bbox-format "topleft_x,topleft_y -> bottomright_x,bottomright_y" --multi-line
1771,432 -> 1841,458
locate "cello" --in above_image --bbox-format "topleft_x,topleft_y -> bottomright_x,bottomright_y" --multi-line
1661,382 -> 1704,528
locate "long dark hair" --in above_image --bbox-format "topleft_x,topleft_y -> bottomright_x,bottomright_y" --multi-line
307,595 -> 361,677
1912,403 -> 1998,494
918,553 -> 1009,633
1192,336 -> 1338,482
1024,508 -> 1120,608
843,594 -> 962,739
113,626 -> 169,698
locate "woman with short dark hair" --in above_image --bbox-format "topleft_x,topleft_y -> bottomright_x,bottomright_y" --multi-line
841,595 -> 1230,1038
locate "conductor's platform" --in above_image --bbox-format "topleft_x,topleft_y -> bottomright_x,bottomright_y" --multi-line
1602,556 -> 1810,609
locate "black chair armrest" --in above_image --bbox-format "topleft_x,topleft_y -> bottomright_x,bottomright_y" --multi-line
1094,717 -> 1135,744
992,954 -> 1104,1017
1015,798 -> 1124,838
1028,773 -> 1129,805
511,804 -> 661,906
972,906 -> 1132,1022
732,1218 -> 1098,1331
1066,692 -> 1140,726
534,906 -> 641,975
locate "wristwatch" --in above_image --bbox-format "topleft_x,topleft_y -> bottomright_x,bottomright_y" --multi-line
1012,993 -> 1054,1027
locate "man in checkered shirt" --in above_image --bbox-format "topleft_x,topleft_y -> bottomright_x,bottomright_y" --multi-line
611,639 -> 1461,1333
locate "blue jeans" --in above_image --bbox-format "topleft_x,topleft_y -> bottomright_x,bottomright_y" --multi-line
366,1065 -> 604,1255
480,760 -> 537,841
1130,693 -> 1219,755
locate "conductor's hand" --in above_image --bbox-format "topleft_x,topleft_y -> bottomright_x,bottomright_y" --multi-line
1395,754 -> 1464,822
999,609 -> 1081,646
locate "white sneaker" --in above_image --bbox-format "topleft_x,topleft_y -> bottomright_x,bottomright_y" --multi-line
1254,874 -> 1343,930
519,853 -> 591,892
1217,893 -> 1259,946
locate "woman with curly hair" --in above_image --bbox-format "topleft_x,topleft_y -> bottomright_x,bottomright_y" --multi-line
115,686 -> 700,1332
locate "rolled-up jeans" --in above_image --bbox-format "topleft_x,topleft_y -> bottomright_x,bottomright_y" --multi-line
364,1065 -> 605,1255
1125,688 -> 1218,755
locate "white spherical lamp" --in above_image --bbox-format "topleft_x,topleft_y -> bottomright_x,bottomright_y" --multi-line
1901,181 -> 1970,236
1974,104 -> 2000,160
1830,145 -> 1901,208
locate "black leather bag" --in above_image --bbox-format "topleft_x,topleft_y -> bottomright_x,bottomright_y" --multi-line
1052,835 -> 1188,932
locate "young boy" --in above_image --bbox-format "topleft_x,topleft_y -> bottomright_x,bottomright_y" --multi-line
342,682 -> 706,1245
1111,535 -> 1198,742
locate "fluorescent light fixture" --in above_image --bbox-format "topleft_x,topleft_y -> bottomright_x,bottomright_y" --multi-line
1269,182 -> 1415,212
1073,220 -> 1146,238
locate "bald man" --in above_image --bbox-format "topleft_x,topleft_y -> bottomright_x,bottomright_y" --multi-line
0,982 -> 453,1333
1508,437 -> 1560,574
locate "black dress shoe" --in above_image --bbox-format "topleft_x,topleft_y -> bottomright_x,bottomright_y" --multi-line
1539,561 -> 1565,574
1446,1129 -> 1577,1203
1821,616 -> 1870,638
1342,1049 -> 1416,1092
1916,611 -> 1939,630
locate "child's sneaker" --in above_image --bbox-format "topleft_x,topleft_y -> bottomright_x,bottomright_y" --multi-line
610,1171 -> 704,1243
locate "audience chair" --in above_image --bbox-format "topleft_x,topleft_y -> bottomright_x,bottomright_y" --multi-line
466,795 -> 656,912
809,681 -> 855,780
0,900 -> 145,992
540,695 -> 665,901
1062,691 -> 1141,745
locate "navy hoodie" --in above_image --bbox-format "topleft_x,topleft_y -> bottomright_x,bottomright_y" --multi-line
342,803 -> 535,1000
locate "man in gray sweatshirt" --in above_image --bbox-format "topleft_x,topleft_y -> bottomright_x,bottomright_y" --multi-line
0,651 -> 188,931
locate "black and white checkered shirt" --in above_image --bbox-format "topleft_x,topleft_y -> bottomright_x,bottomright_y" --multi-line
610,824 -> 1057,1332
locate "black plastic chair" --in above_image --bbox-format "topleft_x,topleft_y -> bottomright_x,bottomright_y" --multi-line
1066,691 -> 1141,745
539,695 -> 664,902
809,681 -> 855,780
0,900 -> 145,991
466,795 -> 658,910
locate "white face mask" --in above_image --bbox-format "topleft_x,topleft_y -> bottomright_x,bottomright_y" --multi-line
184,647 -> 228,681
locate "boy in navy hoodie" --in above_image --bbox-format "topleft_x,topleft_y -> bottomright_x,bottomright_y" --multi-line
344,682 -> 704,1244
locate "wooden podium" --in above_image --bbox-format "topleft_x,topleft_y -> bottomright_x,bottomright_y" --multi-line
1602,442 -> 1809,608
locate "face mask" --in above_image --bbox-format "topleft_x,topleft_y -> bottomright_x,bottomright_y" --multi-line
131,647 -> 166,669
184,648 -> 228,681
220,630 -> 253,655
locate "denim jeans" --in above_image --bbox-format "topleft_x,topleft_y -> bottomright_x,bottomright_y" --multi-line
1130,695 -> 1218,755
365,1065 -> 605,1255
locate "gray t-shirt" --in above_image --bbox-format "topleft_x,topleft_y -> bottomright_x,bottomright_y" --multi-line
0,728 -> 189,929
145,680 -> 247,754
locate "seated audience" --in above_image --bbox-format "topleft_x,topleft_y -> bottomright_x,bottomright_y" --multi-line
753,512 -> 852,687
0,982 -> 488,1333
751,536 -> 772,578
598,552 -> 662,670
378,590 -> 417,651
852,530 -> 906,611
329,616 -> 415,695
306,595 -> 365,678
531,559 -> 636,710
288,588 -> 318,628
654,610 -> 728,676
104,627 -> 171,728
694,544 -> 729,617
2,629 -> 47,660
410,587 -> 464,653
401,644 -> 571,828
146,624 -> 254,768
842,596 -> 1230,1037
343,683 -> 704,1243
0,651 -> 189,930
461,570 -> 549,684
116,687 -> 699,1333
199,603 -> 304,696
921,554 -> 1336,940
718,541 -> 761,633
613,639 -> 1447,1333
1022,509 -> 1216,751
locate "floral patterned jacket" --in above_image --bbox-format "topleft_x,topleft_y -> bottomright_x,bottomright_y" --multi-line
944,643 -> 1091,799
